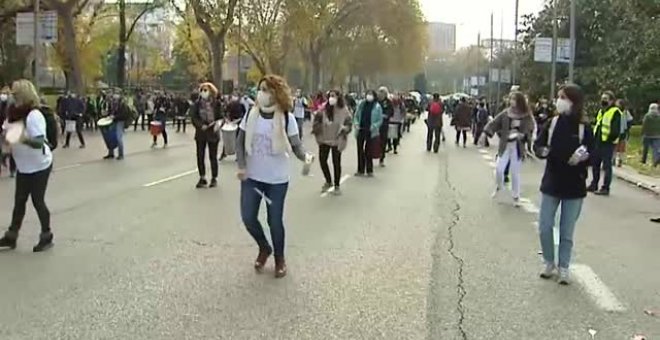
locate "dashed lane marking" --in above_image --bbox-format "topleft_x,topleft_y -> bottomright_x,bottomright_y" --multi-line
518,197 -> 540,214
321,174 -> 352,197
143,169 -> 197,187
478,149 -> 489,154
488,161 -> 496,168
481,154 -> 494,161
571,264 -> 627,312
54,163 -> 82,172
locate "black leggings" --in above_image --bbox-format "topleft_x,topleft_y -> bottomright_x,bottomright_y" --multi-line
153,121 -> 168,145
196,139 -> 219,179
10,166 -> 52,234
456,130 -> 467,145
319,144 -> 341,186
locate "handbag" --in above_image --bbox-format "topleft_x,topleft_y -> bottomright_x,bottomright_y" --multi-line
369,136 -> 382,159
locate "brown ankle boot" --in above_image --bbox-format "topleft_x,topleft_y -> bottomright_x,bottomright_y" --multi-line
274,256 -> 287,278
254,247 -> 272,271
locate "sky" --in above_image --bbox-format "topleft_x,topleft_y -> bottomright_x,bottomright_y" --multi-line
420,0 -> 545,47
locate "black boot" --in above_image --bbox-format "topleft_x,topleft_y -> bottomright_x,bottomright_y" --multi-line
0,230 -> 18,250
33,232 -> 54,253
209,178 -> 218,188
196,178 -> 208,189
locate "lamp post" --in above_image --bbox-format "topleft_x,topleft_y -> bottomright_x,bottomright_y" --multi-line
568,0 -> 576,83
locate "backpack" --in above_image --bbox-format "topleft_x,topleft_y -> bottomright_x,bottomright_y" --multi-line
41,105 -> 59,151
547,116 -> 584,146
429,102 -> 442,116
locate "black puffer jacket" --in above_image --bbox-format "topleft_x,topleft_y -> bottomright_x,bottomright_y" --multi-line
535,113 -> 595,199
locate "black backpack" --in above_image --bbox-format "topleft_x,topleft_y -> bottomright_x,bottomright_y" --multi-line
41,105 -> 60,151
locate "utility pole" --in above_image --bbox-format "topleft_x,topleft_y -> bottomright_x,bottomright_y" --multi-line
476,32 -> 481,96
237,0 -> 242,90
489,12 -> 493,107
569,0 -> 576,83
496,10 -> 503,111
550,0 -> 558,99
33,0 -> 40,85
512,0 -> 519,85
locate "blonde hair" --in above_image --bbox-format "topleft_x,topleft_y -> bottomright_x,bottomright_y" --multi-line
198,82 -> 218,96
259,75 -> 293,112
12,79 -> 40,108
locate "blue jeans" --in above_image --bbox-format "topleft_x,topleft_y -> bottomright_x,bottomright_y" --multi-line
240,179 -> 289,257
590,143 -> 614,190
538,194 -> 583,269
115,121 -> 125,157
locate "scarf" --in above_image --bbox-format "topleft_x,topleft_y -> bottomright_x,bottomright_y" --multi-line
7,104 -> 32,123
244,105 -> 290,156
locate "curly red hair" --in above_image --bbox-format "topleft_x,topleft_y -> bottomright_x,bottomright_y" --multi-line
258,75 -> 293,112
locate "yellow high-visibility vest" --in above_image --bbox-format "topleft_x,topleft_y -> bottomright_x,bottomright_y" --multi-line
594,106 -> 621,143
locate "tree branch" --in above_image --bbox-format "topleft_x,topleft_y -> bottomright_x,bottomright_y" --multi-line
126,0 -> 162,41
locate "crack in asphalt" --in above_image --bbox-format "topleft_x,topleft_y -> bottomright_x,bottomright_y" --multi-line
444,157 -> 468,340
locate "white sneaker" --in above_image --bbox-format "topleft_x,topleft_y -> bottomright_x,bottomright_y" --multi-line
539,263 -> 556,279
513,197 -> 521,207
491,187 -> 502,199
558,268 -> 570,285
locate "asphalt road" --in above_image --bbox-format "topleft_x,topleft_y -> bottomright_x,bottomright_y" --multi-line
0,120 -> 658,340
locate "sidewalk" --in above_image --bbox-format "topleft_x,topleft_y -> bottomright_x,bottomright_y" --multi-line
613,165 -> 660,195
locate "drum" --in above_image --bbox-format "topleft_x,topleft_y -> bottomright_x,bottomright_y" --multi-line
221,122 -> 239,156
65,120 -> 77,133
387,123 -> 399,139
149,121 -> 163,136
97,117 -> 114,127
4,122 -> 25,145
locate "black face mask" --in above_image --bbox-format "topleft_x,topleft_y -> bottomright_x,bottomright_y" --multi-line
601,100 -> 609,107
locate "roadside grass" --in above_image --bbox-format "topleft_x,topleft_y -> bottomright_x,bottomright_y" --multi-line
625,125 -> 660,177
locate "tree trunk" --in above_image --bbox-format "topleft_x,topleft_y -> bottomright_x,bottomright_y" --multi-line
117,0 -> 127,88
209,36 -> 225,93
60,10 -> 84,94
310,51 -> 321,92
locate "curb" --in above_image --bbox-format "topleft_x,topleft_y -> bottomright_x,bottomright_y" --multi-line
613,170 -> 660,195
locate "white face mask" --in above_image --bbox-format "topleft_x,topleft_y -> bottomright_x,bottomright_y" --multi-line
113,94 -> 120,100
366,94 -> 375,102
200,90 -> 210,100
231,96 -> 239,101
556,98 -> 572,114
257,90 -> 272,107
0,94 -> 7,102
328,97 -> 338,106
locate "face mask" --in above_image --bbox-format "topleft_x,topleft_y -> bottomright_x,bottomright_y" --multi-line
231,96 -> 239,101
556,98 -> 572,114
296,91 -> 302,97
510,100 -> 517,108
71,94 -> 77,99
200,90 -> 210,100
113,94 -> 120,100
366,94 -> 375,102
601,100 -> 609,107
328,97 -> 338,106
0,94 -> 7,102
257,90 -> 272,107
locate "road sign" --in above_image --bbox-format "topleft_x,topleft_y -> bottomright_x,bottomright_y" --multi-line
16,11 -> 58,46
534,37 -> 571,63
489,69 -> 511,83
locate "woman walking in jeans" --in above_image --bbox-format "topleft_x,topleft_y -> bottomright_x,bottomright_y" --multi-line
236,75 -> 311,278
312,90 -> 352,195
0,79 -> 54,252
534,84 -> 594,285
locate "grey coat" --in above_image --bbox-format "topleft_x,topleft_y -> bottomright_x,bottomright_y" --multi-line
484,108 -> 535,157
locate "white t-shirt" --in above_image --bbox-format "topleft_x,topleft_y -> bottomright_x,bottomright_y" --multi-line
11,109 -> 53,174
240,113 -> 299,184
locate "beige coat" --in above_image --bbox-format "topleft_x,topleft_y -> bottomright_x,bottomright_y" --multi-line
312,106 -> 352,151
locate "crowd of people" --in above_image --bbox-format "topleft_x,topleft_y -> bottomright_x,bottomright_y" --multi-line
1,75 -> 660,284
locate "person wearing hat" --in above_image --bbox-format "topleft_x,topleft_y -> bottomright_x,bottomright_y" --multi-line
190,82 -> 223,188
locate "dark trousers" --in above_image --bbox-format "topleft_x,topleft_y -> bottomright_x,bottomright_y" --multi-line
642,137 -> 655,164
176,118 -> 187,133
456,129 -> 467,145
65,119 -> 85,147
153,121 -> 168,145
387,122 -> 402,152
296,117 -> 304,139
240,179 -> 289,257
10,166 -> 52,234
379,124 -> 388,162
1,154 -> 16,175
427,125 -> 442,152
590,143 -> 615,190
319,144 -> 341,186
474,125 -> 488,146
196,139 -> 219,179
133,111 -> 146,131
356,130 -> 374,174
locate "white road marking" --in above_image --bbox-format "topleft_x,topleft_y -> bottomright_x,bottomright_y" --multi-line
143,170 -> 197,187
481,154 -> 494,161
488,161 -> 496,168
478,149 -> 489,154
571,264 -> 627,312
54,163 -> 82,172
518,197 -> 540,214
321,174 -> 352,197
